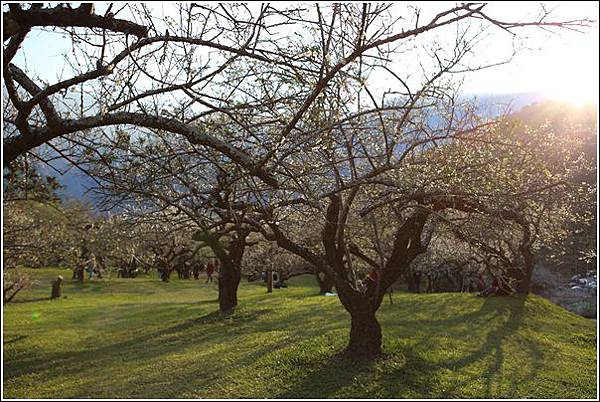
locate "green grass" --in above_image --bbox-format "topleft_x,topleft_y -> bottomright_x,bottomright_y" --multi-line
3,268 -> 597,399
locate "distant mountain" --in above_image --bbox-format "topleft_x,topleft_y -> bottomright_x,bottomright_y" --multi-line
467,91 -> 550,117
35,150 -> 100,206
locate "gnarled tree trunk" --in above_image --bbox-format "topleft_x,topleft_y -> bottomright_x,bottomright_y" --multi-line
218,260 -> 241,313
207,227 -> 249,314
262,195 -> 432,360
346,307 -> 382,358
508,253 -> 535,294
507,223 -> 536,295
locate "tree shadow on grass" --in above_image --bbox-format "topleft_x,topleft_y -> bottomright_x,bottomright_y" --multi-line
3,306 -> 275,383
154,307 -> 274,333
5,298 -> 351,398
276,354 -> 379,399
4,304 -> 305,398
6,286 -> 552,398
276,296 -> 529,399
433,296 -> 527,398
10,296 -> 52,304
273,342 -> 450,399
194,298 -> 219,305
386,296 -> 530,399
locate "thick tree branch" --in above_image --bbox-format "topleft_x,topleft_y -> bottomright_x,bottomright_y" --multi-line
3,112 -> 278,188
3,4 -> 149,40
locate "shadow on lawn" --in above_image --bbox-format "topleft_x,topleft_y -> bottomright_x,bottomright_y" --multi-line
429,296 -> 529,398
10,296 -> 52,304
276,354 -> 378,399
398,296 -> 528,398
153,307 -> 274,332
4,304 -> 318,398
393,295 -> 530,399
6,290 -> 545,399
277,296 -> 529,399
4,306 -> 274,382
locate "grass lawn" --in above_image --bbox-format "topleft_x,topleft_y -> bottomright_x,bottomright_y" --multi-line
3,267 -> 597,399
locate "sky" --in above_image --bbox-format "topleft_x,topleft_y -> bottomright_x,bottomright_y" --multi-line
8,2 -> 600,106
462,2 -> 599,104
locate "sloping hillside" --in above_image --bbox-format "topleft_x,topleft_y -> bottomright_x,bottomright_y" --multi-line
3,268 -> 596,399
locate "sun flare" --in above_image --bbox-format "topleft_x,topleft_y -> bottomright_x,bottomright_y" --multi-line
544,77 -> 598,106
538,32 -> 599,106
